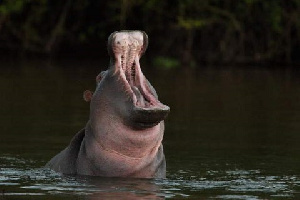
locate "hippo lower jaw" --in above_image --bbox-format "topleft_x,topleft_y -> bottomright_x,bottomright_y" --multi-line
118,59 -> 169,128
120,59 -> 170,128
132,106 -> 170,128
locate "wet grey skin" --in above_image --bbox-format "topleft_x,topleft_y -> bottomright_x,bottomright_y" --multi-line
46,30 -> 170,178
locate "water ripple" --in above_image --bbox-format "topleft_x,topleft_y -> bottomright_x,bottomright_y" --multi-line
0,155 -> 299,199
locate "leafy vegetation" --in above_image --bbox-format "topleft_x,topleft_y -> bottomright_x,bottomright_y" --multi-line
0,0 -> 299,65
153,56 -> 180,69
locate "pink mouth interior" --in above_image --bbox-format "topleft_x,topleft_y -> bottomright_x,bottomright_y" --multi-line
111,32 -> 167,110
119,54 -> 160,108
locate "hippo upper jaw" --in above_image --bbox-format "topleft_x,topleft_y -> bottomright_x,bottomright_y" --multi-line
108,31 -> 170,129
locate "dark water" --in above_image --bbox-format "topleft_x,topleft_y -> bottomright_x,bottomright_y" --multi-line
0,59 -> 300,199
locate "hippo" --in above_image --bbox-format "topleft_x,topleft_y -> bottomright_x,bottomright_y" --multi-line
46,30 -> 170,178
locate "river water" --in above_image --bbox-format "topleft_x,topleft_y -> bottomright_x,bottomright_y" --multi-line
0,59 -> 300,199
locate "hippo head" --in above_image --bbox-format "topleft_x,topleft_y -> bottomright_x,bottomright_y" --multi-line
89,31 -> 170,130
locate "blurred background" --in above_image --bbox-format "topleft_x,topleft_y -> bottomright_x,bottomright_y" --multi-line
1,1 -> 300,198
0,0 -> 299,66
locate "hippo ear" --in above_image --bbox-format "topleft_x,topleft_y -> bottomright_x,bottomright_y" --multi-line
107,31 -> 118,57
83,90 -> 93,102
141,31 -> 148,55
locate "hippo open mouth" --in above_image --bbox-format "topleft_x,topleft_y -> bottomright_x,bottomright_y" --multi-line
109,31 -> 170,128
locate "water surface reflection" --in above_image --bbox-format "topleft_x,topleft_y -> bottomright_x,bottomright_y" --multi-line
0,60 -> 300,199
1,155 -> 299,199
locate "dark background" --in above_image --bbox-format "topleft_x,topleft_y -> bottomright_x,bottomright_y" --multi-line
1,1 -> 300,198
0,0 -> 299,66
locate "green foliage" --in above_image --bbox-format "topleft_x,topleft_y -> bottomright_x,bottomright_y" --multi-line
178,17 -> 208,30
0,0 -> 25,15
269,2 -> 282,33
0,0 -> 299,65
153,56 -> 180,69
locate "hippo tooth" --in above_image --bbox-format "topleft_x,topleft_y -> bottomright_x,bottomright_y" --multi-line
131,86 -> 145,107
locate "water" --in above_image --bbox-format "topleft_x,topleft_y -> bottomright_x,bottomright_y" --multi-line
0,59 -> 300,199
